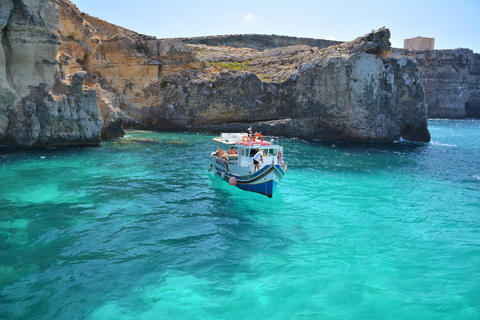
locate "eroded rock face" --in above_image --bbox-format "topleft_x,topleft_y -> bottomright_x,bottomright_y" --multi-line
54,0 -> 430,143
1,0 -> 431,146
391,48 -> 480,118
5,72 -> 102,147
57,0 -> 204,138
0,0 -> 102,147
2,0 -> 61,96
288,52 -> 428,142
148,28 -> 429,142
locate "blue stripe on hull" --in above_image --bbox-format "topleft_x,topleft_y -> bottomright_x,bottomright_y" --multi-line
211,161 -> 285,198
235,178 -> 278,198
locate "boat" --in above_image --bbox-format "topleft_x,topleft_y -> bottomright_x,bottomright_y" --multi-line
209,128 -> 287,198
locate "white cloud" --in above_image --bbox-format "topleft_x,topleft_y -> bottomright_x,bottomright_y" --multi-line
245,13 -> 254,21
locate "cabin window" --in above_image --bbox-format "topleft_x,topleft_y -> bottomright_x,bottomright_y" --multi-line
263,148 -> 277,156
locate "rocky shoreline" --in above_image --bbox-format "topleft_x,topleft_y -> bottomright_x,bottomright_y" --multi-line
1,0 -> 475,148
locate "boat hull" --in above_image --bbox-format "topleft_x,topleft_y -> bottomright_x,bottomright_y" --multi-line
210,158 -> 286,197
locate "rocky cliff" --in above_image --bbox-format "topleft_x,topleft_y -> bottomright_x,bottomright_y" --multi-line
57,0 -> 430,143
0,0 -> 431,147
391,48 -> 480,118
57,0 -> 204,138
153,35 -> 431,141
167,28 -> 429,142
177,34 -> 342,52
183,35 -> 480,120
0,0 -> 102,148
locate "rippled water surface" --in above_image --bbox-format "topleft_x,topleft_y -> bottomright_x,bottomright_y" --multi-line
1,120 -> 479,319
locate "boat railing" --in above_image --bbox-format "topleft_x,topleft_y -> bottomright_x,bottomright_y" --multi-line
213,134 -> 281,146
253,135 -> 279,145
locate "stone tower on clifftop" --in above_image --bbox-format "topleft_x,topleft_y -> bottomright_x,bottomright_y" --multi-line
404,37 -> 435,50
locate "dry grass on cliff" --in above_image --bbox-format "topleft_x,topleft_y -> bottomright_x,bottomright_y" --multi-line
189,44 -> 318,82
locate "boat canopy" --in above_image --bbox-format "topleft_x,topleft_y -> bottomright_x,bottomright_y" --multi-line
212,133 -> 248,145
213,133 -> 278,145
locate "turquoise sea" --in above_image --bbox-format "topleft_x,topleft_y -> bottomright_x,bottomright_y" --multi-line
0,119 -> 479,319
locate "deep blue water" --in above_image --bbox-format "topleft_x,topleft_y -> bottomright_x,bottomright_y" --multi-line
0,119 -> 479,319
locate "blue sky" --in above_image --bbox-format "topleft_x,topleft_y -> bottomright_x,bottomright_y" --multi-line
71,0 -> 480,53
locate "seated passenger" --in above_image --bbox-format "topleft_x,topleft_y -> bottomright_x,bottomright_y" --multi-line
228,147 -> 237,155
216,147 -> 225,158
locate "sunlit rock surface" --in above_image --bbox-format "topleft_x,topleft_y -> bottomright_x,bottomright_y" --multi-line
1,0 -> 433,146
391,48 -> 480,119
0,0 -> 102,147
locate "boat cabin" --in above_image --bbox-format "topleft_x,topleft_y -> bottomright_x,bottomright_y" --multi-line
209,132 -> 288,197
211,133 -> 284,174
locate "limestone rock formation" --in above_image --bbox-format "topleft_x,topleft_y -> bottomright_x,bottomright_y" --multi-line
0,0 -> 102,148
6,72 -> 102,147
57,0 -> 204,138
1,0 -> 431,147
391,48 -> 480,118
177,34 -> 342,52
154,28 -> 429,142
55,0 -> 430,142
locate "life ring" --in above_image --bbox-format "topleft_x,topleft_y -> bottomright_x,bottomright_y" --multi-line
253,134 -> 263,142
242,136 -> 249,142
277,151 -> 282,160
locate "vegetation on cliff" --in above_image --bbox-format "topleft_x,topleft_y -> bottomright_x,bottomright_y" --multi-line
192,44 -> 316,83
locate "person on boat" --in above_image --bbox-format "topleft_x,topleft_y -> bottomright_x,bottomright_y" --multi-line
228,147 -> 237,155
253,149 -> 264,172
216,147 -> 225,158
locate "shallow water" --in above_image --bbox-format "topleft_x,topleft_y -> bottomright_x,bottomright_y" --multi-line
1,120 -> 479,319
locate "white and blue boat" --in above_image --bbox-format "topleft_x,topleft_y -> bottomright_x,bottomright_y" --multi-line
209,129 -> 287,198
